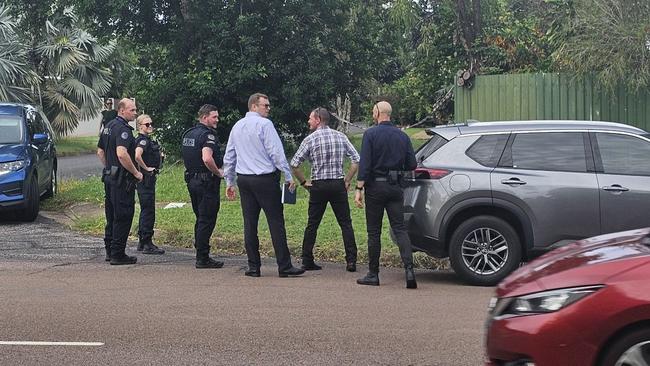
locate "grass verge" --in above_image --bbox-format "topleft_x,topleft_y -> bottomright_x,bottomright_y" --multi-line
56,136 -> 98,157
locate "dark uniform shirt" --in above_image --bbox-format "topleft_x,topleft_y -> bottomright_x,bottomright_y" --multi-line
135,133 -> 162,169
97,118 -> 116,153
106,116 -> 136,169
357,121 -> 417,181
181,123 -> 223,173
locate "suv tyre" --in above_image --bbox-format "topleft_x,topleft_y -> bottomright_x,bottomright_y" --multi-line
449,215 -> 521,286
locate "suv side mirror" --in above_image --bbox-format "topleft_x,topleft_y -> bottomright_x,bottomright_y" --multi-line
32,133 -> 48,144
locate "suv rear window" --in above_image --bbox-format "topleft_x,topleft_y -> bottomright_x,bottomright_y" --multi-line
416,134 -> 448,164
0,117 -> 23,144
466,134 -> 509,167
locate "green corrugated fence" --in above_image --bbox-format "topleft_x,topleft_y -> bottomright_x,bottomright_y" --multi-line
454,73 -> 650,131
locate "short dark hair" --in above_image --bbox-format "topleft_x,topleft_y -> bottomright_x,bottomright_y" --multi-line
248,93 -> 269,109
312,107 -> 330,125
198,104 -> 218,119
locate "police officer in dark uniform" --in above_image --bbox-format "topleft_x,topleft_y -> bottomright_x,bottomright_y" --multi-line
97,117 -> 116,261
181,104 -> 225,269
105,98 -> 143,265
354,101 -> 418,289
134,114 -> 165,255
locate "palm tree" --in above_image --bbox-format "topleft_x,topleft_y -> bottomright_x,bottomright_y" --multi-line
0,5 -> 36,102
35,7 -> 115,137
0,5 -> 115,137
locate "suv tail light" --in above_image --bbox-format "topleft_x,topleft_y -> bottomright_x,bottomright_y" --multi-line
414,168 -> 451,180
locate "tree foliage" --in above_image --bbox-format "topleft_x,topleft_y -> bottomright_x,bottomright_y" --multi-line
0,3 -> 115,136
553,0 -> 650,92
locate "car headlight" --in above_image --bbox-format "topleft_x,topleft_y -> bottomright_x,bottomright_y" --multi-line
495,285 -> 604,318
0,160 -> 26,175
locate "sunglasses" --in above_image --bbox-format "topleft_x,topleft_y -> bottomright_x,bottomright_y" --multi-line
143,123 -> 153,128
258,103 -> 271,109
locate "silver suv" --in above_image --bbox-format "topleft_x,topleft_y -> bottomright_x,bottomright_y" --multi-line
403,120 -> 650,286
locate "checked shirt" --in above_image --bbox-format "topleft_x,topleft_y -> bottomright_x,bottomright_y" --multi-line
291,126 -> 360,180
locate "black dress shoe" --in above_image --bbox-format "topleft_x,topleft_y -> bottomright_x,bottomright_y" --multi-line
278,266 -> 305,277
245,268 -> 261,277
136,242 -> 144,252
142,243 -> 165,255
356,272 -> 379,286
405,265 -> 417,289
301,262 -> 322,271
195,258 -> 224,269
346,262 -> 356,272
110,254 -> 137,265
104,247 -> 111,262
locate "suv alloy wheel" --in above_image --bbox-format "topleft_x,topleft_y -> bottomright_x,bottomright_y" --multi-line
448,215 -> 521,286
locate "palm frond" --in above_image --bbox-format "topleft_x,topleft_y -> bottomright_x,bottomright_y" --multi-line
43,88 -> 81,136
89,40 -> 116,63
60,76 -> 97,105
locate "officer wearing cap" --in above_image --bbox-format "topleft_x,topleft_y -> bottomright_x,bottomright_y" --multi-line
181,104 -> 225,269
105,98 -> 143,265
354,101 -> 418,289
134,114 -> 165,255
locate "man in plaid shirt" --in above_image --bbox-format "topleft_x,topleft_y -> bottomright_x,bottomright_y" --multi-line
291,107 -> 360,272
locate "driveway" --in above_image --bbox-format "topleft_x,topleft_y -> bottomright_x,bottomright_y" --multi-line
0,214 -> 493,365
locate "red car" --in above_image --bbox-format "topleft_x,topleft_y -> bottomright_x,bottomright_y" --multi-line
485,228 -> 650,366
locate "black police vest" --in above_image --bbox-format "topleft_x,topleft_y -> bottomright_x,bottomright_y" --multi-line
136,134 -> 162,168
182,125 -> 213,173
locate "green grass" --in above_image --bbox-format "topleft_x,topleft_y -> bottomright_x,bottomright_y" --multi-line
44,131 -> 443,269
56,136 -> 98,157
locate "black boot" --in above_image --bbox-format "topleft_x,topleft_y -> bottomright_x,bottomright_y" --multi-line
405,265 -> 417,289
356,272 -> 379,286
136,241 -> 145,252
110,254 -> 137,265
104,246 -> 111,262
142,243 -> 165,255
196,257 -> 224,269
301,260 -> 322,271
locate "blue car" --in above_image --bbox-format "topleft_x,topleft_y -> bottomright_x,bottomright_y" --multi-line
0,103 -> 57,221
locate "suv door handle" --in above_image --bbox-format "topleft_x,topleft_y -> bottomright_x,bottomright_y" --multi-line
603,184 -> 629,192
501,178 -> 527,186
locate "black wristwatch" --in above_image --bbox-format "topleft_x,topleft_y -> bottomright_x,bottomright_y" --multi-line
300,180 -> 307,186
355,186 -> 364,191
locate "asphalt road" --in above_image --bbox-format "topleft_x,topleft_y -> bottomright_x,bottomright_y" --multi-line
0,214 -> 494,366
58,153 -> 102,180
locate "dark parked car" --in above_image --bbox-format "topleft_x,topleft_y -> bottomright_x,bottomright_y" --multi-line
485,228 -> 650,366
403,120 -> 650,285
0,103 -> 57,221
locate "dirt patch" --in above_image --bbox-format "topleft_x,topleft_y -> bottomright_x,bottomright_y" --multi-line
41,202 -> 104,227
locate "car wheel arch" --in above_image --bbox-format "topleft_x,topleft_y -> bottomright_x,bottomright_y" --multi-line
440,200 -> 533,258
596,320 -> 650,366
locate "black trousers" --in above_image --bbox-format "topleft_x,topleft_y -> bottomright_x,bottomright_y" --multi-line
102,179 -> 113,253
237,172 -> 293,272
136,175 -> 156,244
364,181 -> 413,273
109,179 -> 136,257
302,179 -> 357,264
187,176 -> 221,260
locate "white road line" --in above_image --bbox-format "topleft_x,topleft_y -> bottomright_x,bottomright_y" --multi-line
0,341 -> 104,346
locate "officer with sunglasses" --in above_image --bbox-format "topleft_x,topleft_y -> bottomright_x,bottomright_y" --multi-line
134,114 -> 165,255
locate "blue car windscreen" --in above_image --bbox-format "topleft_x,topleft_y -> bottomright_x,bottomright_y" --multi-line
0,117 -> 23,144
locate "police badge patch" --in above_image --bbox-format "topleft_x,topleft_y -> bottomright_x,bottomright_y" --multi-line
121,132 -> 129,140
139,140 -> 147,146
207,134 -> 215,141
